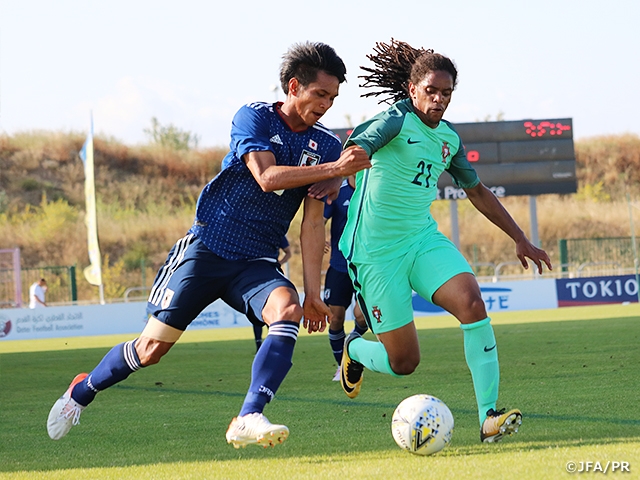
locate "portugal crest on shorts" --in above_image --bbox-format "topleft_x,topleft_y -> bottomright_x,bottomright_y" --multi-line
441,141 -> 450,163
372,306 -> 382,323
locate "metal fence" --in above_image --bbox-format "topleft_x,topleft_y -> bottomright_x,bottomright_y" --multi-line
558,237 -> 637,271
2,237 -> 638,306
0,266 -> 77,308
469,237 -> 638,282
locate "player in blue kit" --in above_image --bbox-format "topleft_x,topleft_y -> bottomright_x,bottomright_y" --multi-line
323,176 -> 368,380
253,235 -> 291,352
46,42 -> 371,448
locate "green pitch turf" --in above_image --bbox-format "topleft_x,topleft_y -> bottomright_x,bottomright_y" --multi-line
1,304 -> 638,479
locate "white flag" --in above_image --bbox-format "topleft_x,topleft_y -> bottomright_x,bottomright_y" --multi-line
79,115 -> 102,286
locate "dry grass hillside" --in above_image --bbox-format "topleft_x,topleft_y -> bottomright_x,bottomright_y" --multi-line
1,131 -> 639,304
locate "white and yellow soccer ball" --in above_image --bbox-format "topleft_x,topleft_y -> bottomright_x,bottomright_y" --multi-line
391,394 -> 454,455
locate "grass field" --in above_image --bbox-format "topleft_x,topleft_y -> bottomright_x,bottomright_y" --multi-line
1,304 -> 639,479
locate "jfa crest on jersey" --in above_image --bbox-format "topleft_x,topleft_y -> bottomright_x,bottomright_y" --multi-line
299,150 -> 321,166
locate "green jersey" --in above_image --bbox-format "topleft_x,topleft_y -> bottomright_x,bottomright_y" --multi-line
339,98 -> 480,264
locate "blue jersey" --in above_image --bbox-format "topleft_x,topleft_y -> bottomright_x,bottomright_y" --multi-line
189,101 -> 342,260
323,179 -> 354,273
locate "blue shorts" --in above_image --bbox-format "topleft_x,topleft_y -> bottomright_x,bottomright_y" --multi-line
323,266 -> 355,308
146,234 -> 295,330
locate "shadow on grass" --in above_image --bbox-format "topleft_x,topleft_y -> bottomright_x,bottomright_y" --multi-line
114,382 -> 640,426
1,316 -> 639,473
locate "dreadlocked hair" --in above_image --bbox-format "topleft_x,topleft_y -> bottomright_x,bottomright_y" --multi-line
359,38 -> 458,104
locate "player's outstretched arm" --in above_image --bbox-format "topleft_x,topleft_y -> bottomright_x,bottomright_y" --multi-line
299,196 -> 331,333
244,146 -> 370,193
464,183 -> 553,274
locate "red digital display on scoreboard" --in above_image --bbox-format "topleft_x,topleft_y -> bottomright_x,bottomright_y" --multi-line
331,118 -> 576,196
523,120 -> 571,138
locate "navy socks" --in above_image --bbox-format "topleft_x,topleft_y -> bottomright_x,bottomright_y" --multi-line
239,321 -> 299,416
69,321 -> 301,418
328,328 -> 346,364
329,322 -> 369,364
71,339 -> 143,406
353,322 -> 368,336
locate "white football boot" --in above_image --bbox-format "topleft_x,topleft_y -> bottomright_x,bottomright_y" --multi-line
226,412 -> 289,449
47,373 -> 88,440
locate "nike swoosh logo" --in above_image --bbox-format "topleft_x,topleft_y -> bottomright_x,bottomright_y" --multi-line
484,344 -> 497,352
482,379 -> 497,399
407,138 -> 420,144
341,369 -> 355,393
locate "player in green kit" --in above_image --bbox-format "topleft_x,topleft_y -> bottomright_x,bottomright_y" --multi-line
338,40 -> 553,443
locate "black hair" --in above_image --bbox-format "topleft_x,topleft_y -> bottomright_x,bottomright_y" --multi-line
279,42 -> 347,94
359,38 -> 458,104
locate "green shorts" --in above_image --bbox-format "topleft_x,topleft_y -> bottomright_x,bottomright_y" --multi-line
348,230 -> 473,334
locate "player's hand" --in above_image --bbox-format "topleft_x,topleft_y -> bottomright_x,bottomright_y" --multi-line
308,176 -> 342,203
302,296 -> 330,334
324,240 -> 331,255
516,240 -> 553,274
335,146 -> 371,177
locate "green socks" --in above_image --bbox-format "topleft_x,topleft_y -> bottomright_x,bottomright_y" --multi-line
348,317 -> 500,424
348,337 -> 403,377
460,317 -> 500,425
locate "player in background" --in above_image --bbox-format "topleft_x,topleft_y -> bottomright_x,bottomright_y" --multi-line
338,40 -> 552,443
277,235 -> 293,267
253,236 -> 292,352
323,175 -> 368,380
47,41 -> 371,448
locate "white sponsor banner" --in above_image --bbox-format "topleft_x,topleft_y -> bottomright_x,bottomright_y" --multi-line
478,279 -> 558,312
412,278 -> 558,315
0,300 -> 251,342
0,279 -> 559,342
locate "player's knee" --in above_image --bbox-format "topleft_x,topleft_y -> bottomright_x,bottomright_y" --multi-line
329,311 -> 346,330
389,355 -> 420,376
469,296 -> 487,319
457,293 -> 487,322
262,288 -> 304,324
271,302 -> 303,323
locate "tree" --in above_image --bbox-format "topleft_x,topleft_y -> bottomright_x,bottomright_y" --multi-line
143,117 -> 200,150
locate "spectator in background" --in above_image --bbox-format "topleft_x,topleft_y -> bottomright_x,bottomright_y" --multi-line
29,278 -> 47,308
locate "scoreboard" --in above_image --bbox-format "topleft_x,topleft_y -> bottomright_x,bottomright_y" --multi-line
331,118 -> 577,198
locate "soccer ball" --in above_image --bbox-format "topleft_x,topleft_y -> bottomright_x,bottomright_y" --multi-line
391,394 -> 454,455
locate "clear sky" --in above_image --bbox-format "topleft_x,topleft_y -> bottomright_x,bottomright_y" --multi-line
0,0 -> 638,147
